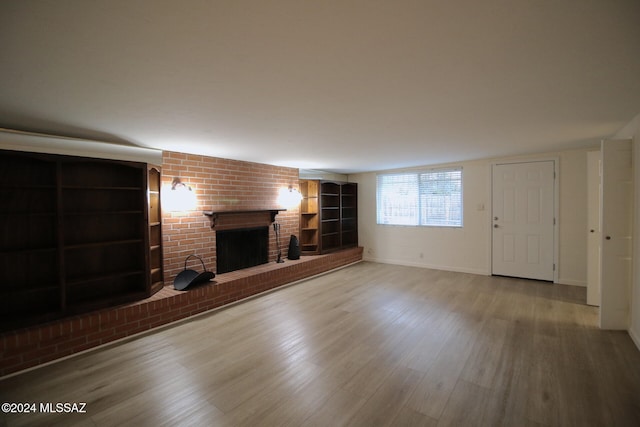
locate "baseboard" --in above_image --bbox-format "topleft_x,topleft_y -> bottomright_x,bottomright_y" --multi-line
557,278 -> 587,287
362,255 -> 489,276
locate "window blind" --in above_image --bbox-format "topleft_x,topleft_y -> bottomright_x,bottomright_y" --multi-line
377,167 -> 462,227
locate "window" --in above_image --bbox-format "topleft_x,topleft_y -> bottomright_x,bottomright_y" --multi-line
377,167 -> 462,227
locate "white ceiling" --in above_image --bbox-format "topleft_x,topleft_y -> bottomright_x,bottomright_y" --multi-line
1,1 -> 639,174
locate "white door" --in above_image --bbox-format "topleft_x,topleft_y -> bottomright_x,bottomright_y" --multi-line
492,161 -> 555,281
586,150 -> 601,306
600,139 -> 633,330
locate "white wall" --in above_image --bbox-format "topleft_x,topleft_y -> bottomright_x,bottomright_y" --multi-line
350,148 -> 592,285
614,112 -> 640,347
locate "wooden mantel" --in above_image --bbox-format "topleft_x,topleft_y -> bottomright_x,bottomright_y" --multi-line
203,209 -> 285,229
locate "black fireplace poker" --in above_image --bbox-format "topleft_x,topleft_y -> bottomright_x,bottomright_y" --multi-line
273,222 -> 285,263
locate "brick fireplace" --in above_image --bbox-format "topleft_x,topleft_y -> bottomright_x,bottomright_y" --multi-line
205,209 -> 285,274
161,151 -> 300,281
216,226 -> 269,273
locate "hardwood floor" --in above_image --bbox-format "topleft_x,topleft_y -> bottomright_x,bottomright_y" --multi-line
1,262 -> 639,426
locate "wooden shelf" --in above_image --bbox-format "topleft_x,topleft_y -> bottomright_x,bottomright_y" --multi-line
62,186 -> 143,191
299,180 -> 320,255
66,269 -> 145,286
63,210 -> 143,216
299,180 -> 358,254
148,166 -> 164,294
0,182 -> 55,188
63,239 -> 144,250
0,246 -> 57,254
0,211 -> 56,216
0,150 -> 164,331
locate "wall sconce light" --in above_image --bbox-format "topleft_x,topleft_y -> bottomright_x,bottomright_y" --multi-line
163,177 -> 197,211
278,185 -> 303,208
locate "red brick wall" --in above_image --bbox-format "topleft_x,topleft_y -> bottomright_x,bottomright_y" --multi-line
161,151 -> 300,282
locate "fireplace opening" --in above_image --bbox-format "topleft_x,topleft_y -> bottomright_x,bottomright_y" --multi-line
216,226 -> 269,274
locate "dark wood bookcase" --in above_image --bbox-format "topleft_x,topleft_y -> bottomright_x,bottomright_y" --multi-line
320,181 -> 341,253
0,150 -> 163,330
340,182 -> 358,248
299,180 -> 358,254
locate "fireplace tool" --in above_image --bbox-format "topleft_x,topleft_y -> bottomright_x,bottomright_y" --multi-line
174,254 -> 215,290
273,222 -> 285,263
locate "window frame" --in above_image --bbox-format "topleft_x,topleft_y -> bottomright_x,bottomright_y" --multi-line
376,167 -> 463,227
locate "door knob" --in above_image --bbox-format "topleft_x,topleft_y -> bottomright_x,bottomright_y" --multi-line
590,229 -> 595,233
494,224 -> 499,228
606,236 -> 611,240
494,217 -> 498,221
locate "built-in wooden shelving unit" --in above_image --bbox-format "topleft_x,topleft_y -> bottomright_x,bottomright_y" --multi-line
0,149 -> 162,330
299,180 -> 357,254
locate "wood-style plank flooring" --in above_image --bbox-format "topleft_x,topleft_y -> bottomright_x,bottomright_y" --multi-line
1,262 -> 640,426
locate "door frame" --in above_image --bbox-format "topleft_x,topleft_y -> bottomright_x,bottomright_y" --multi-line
490,157 -> 560,283
586,150 -> 601,306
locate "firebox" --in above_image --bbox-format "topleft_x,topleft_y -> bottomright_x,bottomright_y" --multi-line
216,226 -> 269,274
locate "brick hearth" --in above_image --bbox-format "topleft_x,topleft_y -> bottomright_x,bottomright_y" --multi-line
0,247 -> 363,377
